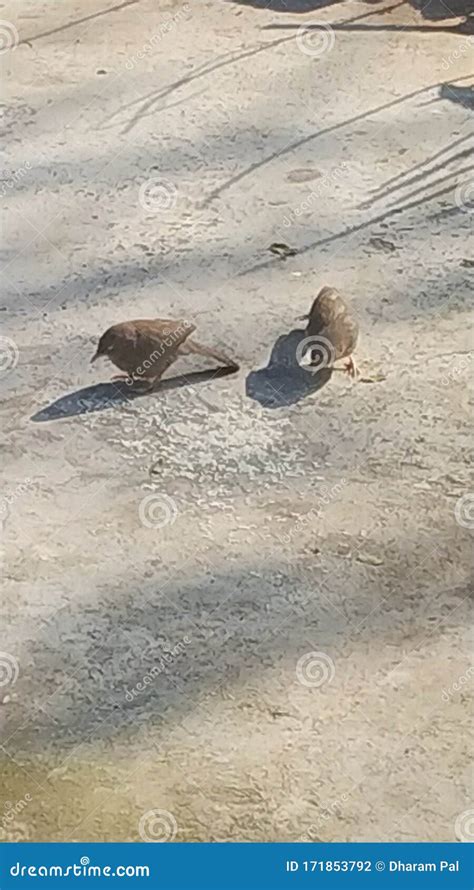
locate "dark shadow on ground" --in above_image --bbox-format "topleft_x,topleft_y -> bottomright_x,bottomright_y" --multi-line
246,329 -> 332,407
409,0 -> 474,18
106,36 -> 295,134
360,133 -> 473,208
240,180 -> 471,277
232,0 -> 474,18
439,82 -> 474,109
227,0 -> 342,10
3,558 -> 471,753
228,0 -> 408,8
262,18 -> 474,32
30,368 -> 237,422
201,76 -> 474,207
361,161 -> 474,210
101,4 -> 403,134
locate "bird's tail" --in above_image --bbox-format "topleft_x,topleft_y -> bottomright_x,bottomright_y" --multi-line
178,337 -> 239,370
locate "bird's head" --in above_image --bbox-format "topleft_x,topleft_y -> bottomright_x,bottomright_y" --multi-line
296,286 -> 338,323
317,285 -> 338,302
91,328 -> 118,363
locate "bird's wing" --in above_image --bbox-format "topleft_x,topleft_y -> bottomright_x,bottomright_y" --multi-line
125,319 -> 196,370
310,291 -> 348,328
321,316 -> 359,360
109,321 -> 139,345
153,318 -> 196,347
124,318 -> 194,349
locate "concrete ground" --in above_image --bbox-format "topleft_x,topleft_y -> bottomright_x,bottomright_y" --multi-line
0,0 -> 473,844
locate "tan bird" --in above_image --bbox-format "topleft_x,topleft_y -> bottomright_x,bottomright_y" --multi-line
298,286 -> 359,377
91,317 -> 239,389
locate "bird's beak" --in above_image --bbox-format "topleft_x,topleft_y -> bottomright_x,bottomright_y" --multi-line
90,351 -> 99,364
296,314 -> 308,322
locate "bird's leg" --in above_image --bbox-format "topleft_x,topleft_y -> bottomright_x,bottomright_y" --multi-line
344,356 -> 358,378
129,375 -> 160,393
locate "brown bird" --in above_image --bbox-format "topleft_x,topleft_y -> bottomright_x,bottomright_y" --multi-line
298,286 -> 359,377
91,317 -> 239,389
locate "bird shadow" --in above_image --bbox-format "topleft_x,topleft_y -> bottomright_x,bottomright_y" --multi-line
246,329 -> 332,408
30,367 -> 236,422
439,82 -> 474,110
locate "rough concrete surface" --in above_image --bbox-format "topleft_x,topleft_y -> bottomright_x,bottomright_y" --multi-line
0,0 -> 473,844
